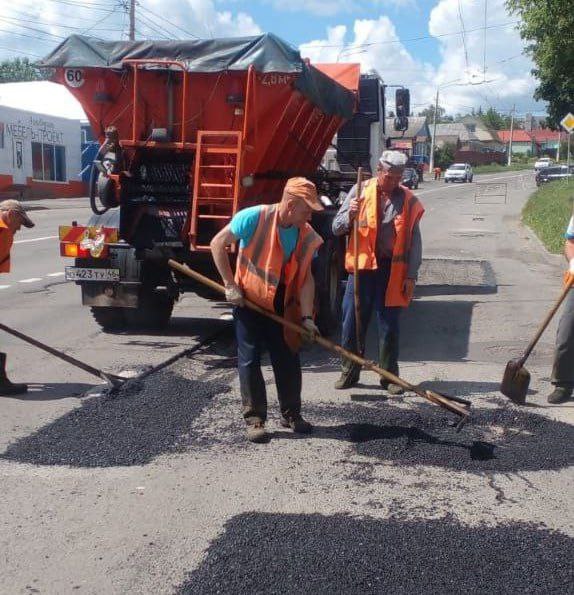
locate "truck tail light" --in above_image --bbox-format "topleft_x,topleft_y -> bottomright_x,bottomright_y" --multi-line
60,242 -> 108,258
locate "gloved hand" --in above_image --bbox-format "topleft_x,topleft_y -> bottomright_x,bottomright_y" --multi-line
225,282 -> 244,306
302,316 -> 320,344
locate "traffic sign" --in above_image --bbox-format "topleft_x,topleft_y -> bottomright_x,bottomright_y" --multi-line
560,112 -> 574,133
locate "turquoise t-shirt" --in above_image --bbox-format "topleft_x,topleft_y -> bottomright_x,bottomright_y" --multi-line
566,216 -> 574,240
230,205 -> 299,263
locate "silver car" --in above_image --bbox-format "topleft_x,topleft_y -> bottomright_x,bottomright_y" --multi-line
444,163 -> 473,183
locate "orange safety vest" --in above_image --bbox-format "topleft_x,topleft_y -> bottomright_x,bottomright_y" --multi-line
235,204 -> 324,352
345,178 -> 424,307
0,218 -> 14,274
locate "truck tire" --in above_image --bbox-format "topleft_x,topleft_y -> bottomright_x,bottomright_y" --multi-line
90,307 -> 126,332
124,288 -> 174,330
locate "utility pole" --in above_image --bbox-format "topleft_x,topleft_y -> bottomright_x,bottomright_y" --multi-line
557,130 -> 561,162
129,0 -> 135,41
507,104 -> 515,166
568,132 -> 572,184
429,88 -> 439,172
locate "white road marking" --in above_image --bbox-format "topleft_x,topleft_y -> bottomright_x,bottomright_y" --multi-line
47,272 -> 65,277
0,285 -> 11,290
18,278 -> 43,283
13,235 -> 58,244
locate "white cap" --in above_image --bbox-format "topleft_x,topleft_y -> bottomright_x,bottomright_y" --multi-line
379,150 -> 408,170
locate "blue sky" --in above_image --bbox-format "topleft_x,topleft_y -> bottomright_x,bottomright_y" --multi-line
0,0 -> 544,117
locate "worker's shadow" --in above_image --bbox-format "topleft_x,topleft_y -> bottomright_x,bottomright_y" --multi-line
4,382 -> 95,401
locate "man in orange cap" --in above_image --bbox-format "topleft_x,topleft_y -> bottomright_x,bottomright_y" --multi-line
211,177 -> 324,443
0,200 -> 35,396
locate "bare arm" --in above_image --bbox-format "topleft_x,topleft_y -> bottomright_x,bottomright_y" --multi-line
299,270 -> 315,318
565,239 -> 574,263
210,224 -> 237,287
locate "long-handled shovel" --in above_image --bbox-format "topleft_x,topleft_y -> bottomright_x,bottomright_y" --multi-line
168,260 -> 471,429
353,167 -> 364,354
500,275 -> 574,405
0,322 -> 125,389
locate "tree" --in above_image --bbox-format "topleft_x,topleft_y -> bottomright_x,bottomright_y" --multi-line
0,57 -> 44,83
480,107 -> 512,130
507,0 -> 574,127
434,143 -> 456,169
418,104 -> 446,123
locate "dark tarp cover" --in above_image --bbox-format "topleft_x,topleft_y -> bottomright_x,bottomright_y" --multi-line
38,34 -> 356,118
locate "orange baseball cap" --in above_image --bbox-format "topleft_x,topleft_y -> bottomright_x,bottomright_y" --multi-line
284,177 -> 324,212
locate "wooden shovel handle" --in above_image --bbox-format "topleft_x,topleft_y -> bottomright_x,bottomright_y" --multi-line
353,167 -> 364,354
521,275 -> 574,364
168,260 -> 469,420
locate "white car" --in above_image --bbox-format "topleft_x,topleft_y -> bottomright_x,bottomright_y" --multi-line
534,157 -> 553,170
444,163 -> 473,183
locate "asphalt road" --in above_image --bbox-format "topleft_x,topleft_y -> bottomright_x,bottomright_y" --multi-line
1,171 -> 572,594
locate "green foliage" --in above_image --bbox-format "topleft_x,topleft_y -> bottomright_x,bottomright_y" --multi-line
418,104 -> 446,122
523,179 -> 574,253
434,143 -> 456,169
473,163 -> 532,174
0,57 -> 44,83
480,107 -> 512,130
507,0 -> 574,127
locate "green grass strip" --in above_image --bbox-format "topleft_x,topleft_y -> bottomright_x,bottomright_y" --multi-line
474,163 -> 533,174
523,180 -> 574,253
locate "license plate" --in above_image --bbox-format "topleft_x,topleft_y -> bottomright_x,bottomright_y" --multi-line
65,267 -> 120,282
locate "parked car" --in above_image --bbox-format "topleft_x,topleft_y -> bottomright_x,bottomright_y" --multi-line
444,163 -> 473,183
401,167 -> 419,189
535,165 -> 574,186
534,156 -> 553,171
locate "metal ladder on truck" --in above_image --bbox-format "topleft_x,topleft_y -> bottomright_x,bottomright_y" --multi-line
189,131 -> 242,251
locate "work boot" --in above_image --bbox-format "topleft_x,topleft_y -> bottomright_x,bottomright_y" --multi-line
380,380 -> 404,395
246,421 -> 269,443
0,353 -> 27,396
547,385 -> 573,404
334,364 -> 360,389
280,414 -> 313,434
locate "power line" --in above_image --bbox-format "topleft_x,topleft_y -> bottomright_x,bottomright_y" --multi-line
456,0 -> 470,71
80,9 -> 116,36
138,3 -> 202,40
302,20 -> 518,50
0,45 -> 42,58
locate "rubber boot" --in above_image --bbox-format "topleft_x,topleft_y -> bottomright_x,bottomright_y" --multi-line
379,333 -> 404,395
0,352 -> 28,396
547,385 -> 573,404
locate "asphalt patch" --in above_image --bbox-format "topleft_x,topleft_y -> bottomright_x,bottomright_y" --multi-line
307,401 -> 574,473
178,512 -> 574,594
1,369 -> 231,468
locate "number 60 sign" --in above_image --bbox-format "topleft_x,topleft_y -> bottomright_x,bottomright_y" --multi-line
64,68 -> 85,88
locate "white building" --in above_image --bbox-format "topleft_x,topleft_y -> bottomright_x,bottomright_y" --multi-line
0,81 -> 87,198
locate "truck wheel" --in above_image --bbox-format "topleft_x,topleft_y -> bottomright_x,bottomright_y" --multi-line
315,238 -> 343,337
124,288 -> 174,330
90,307 -> 127,332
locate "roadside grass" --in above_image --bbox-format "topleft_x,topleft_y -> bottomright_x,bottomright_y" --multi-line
474,163 -> 533,174
523,180 -> 574,253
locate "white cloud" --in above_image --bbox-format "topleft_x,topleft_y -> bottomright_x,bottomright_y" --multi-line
0,0 -> 261,62
301,0 -> 542,116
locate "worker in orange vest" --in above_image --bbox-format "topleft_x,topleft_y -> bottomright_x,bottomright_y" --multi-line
0,200 -> 35,396
332,151 -> 424,392
211,178 -> 324,443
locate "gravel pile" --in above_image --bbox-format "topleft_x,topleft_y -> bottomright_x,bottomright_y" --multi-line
178,512 -> 574,594
306,401 -> 574,473
1,368 -> 232,467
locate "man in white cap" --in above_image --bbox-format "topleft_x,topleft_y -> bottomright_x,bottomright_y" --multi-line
332,150 -> 424,392
0,199 -> 35,395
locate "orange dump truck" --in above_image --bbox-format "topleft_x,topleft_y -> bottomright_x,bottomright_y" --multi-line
39,34 -> 387,332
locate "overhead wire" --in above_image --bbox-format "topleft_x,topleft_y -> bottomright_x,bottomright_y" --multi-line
456,0 -> 470,71
138,3 -> 202,40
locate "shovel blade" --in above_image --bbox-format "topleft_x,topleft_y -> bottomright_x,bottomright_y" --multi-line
500,359 -> 529,405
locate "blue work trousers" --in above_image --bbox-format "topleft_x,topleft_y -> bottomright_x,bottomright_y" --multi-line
234,305 -> 302,425
341,262 -> 401,378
